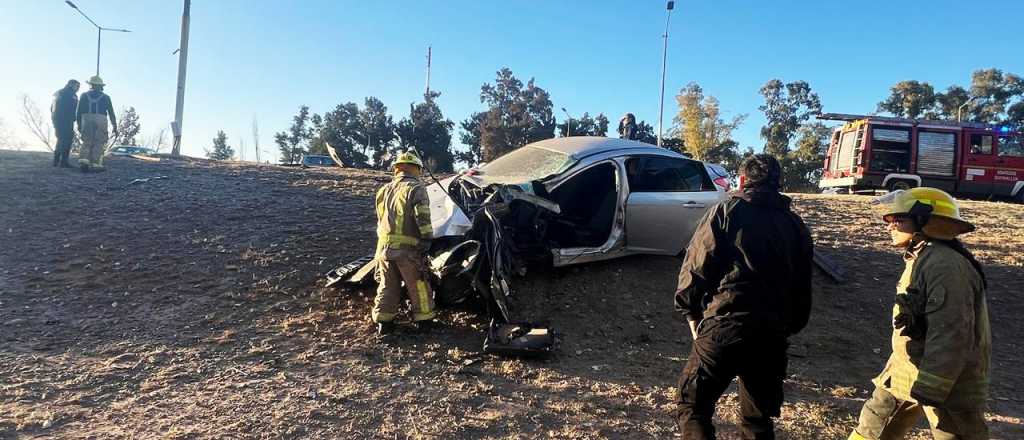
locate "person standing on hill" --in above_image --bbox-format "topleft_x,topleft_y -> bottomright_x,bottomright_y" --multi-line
673,154 -> 814,439
51,79 -> 80,167
371,151 -> 439,337
76,75 -> 117,172
849,188 -> 990,440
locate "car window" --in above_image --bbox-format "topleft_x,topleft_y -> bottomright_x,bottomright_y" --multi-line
998,134 -> 1024,158
969,134 -> 993,155
478,146 -> 575,184
626,157 -> 712,192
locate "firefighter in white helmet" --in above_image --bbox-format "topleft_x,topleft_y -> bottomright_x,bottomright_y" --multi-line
850,187 -> 990,440
371,151 -> 438,336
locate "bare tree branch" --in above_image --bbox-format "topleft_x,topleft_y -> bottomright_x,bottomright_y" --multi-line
252,115 -> 261,163
19,94 -> 54,152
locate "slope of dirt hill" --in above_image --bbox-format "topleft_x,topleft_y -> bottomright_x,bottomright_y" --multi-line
1,149 -> 1022,439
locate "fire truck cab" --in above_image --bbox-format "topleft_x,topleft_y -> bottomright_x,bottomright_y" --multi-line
818,113 -> 1024,201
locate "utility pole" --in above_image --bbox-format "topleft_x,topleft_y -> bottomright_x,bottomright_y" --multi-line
425,46 -> 432,96
657,1 -> 675,147
561,107 -> 574,137
171,0 -> 191,157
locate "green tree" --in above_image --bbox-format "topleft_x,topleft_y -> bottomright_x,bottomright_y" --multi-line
396,91 -> 455,172
319,102 -> 367,167
114,106 -> 142,146
877,80 -> 936,119
782,122 -> 832,192
358,97 -> 397,169
927,85 -> 971,120
459,67 -> 556,165
206,130 -> 234,160
673,83 -> 746,161
968,68 -> 1023,123
557,112 -> 609,137
275,105 -> 315,164
759,79 -> 822,158
633,120 -> 658,145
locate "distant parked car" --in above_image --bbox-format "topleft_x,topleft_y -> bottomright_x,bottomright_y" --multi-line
301,154 -> 339,168
109,146 -> 155,156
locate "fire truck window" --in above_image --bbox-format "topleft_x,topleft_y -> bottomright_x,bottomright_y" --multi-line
970,134 -> 993,155
999,135 -> 1024,157
869,126 -> 911,173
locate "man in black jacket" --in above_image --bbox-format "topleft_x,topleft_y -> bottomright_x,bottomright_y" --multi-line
674,154 -> 813,439
51,79 -> 80,167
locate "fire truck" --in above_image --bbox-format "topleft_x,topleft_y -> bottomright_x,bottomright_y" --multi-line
818,113 -> 1024,201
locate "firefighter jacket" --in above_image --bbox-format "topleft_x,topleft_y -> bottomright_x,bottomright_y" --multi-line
674,188 -> 814,336
375,172 -> 433,260
873,238 -> 991,409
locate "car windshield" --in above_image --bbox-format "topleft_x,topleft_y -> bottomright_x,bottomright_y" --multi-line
477,146 -> 575,184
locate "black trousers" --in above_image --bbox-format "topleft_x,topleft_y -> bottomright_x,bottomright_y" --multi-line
675,317 -> 789,440
54,129 -> 74,166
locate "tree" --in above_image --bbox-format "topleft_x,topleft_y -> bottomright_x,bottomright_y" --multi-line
877,80 -> 936,119
928,85 -> 971,120
968,68 -> 1023,123
275,105 -> 314,164
396,91 -> 455,172
18,94 -> 53,151
759,79 -> 822,158
358,97 -> 397,169
557,112 -> 609,137
0,117 -> 19,149
783,122 -> 832,192
142,128 -> 168,153
319,102 -> 366,167
673,83 -> 746,161
252,116 -> 262,163
633,120 -> 658,145
113,106 -> 142,147
459,67 -> 556,165
307,113 -> 327,156
206,130 -> 234,160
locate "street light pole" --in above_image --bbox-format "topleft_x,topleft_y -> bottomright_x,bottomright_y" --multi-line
657,1 -> 675,148
561,107 -> 573,137
171,0 -> 191,157
65,1 -> 130,76
957,96 -> 977,123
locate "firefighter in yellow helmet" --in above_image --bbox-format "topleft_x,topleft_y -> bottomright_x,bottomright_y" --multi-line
371,151 -> 438,336
850,188 -> 990,440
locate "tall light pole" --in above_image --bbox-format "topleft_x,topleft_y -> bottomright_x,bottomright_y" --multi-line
171,0 -> 191,157
957,96 -> 978,123
561,107 -> 574,137
64,1 -> 130,76
657,1 -> 675,147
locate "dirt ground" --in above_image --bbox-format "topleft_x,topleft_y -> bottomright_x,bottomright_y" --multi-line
1,149 -> 1022,439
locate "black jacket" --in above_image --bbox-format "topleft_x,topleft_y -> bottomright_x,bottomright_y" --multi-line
674,188 -> 813,336
51,87 -> 78,133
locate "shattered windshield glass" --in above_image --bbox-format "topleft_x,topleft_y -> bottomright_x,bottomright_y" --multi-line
477,146 -> 575,184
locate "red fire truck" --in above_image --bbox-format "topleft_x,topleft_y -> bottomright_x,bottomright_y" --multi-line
818,113 -> 1024,201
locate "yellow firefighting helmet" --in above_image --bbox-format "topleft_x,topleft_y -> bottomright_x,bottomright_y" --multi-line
873,187 -> 975,239
393,151 -> 424,169
87,75 -> 105,86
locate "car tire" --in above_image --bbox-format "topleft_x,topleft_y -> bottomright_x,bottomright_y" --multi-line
887,180 -> 913,192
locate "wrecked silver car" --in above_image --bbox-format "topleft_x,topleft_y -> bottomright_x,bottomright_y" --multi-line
329,137 -> 728,353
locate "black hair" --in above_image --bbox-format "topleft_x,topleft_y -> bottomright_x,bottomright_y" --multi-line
740,154 -> 782,189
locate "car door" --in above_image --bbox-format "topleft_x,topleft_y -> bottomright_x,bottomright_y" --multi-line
624,156 -> 720,255
960,131 -> 996,195
994,132 -> 1024,197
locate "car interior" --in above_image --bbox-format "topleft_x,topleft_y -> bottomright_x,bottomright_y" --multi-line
544,162 -> 618,248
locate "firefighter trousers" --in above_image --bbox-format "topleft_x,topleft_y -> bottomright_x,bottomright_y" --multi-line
676,317 -> 789,440
79,114 -> 108,168
849,387 -> 988,440
372,256 -> 436,323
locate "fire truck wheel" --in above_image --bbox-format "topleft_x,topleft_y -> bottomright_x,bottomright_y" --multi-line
887,180 -> 914,192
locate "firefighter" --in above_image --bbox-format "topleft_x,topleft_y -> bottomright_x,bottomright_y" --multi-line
76,75 -> 117,172
51,79 -> 80,167
849,188 -> 990,440
371,151 -> 437,336
674,154 -> 814,439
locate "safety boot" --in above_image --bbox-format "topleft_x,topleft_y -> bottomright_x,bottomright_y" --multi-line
377,321 -> 396,336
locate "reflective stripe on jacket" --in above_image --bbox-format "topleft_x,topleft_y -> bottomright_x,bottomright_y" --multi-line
375,172 -> 432,259
873,238 -> 991,409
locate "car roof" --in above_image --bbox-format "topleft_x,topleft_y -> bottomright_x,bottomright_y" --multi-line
525,136 -> 688,161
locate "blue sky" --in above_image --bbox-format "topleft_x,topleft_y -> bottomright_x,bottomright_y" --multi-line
3,0 -> 1023,161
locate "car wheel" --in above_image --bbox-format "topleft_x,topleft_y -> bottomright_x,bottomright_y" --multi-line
887,180 -> 913,192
